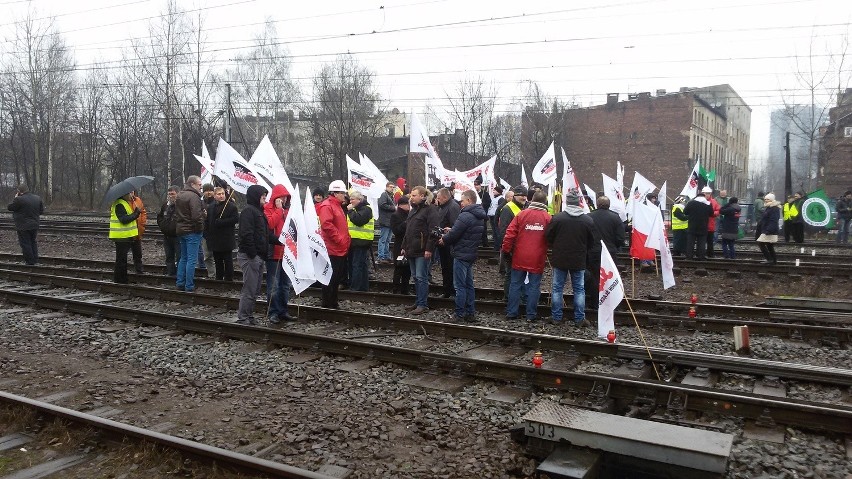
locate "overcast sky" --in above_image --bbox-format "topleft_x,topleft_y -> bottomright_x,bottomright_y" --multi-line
3,0 -> 850,163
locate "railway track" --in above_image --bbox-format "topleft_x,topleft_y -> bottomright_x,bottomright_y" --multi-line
0,269 -> 850,436
0,391 -> 333,478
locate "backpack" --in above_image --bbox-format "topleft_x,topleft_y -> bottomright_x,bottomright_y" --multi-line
157,203 -> 177,236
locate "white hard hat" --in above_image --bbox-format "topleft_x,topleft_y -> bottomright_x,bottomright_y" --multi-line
328,180 -> 347,193
701,186 -> 713,194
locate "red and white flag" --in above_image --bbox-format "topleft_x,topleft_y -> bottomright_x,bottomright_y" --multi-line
627,171 -> 656,220
279,186 -> 314,294
630,201 -> 658,261
303,186 -> 332,286
584,183 -> 597,209
410,113 -> 445,188
560,147 -> 589,213
679,159 -> 700,199
213,138 -> 267,194
532,141 -> 557,185
644,208 -> 676,289
602,173 -> 627,221
598,241 -> 624,339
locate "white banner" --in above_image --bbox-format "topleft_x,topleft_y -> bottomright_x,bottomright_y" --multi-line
644,210 -> 676,289
584,183 -> 597,209
410,113 -> 445,188
213,138 -> 268,195
303,187 -> 332,286
658,181 -> 667,213
532,141 -> 557,185
560,147 -> 589,213
249,135 -> 295,194
279,187 -> 314,294
199,141 -> 213,185
598,241 -> 625,339
627,171 -> 656,219
520,165 -> 529,189
679,159 -> 700,199
602,173 -> 627,221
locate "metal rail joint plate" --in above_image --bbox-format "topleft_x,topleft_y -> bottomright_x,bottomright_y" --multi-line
522,400 -> 733,474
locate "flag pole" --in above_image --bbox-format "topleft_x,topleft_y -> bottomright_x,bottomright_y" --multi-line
631,258 -> 635,298
265,258 -> 283,321
623,296 -> 662,381
219,189 -> 236,219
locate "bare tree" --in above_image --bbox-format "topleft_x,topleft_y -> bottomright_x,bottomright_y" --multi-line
520,82 -> 570,167
305,55 -> 386,178
0,10 -> 76,202
71,69 -> 108,208
440,77 -> 498,166
183,9 -> 221,176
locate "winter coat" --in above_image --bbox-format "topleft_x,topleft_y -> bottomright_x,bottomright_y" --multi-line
263,184 -> 291,260
317,196 -> 351,257
131,196 -> 147,237
7,192 -> 43,231
206,199 -> 239,253
442,203 -> 486,262
157,201 -> 177,237
719,203 -> 741,239
706,197 -> 720,232
544,207 -> 597,271
377,190 -> 396,227
238,185 -> 271,260
437,198 -> 460,229
684,197 -> 713,234
402,201 -> 440,258
347,201 -> 374,248
478,187 -> 491,216
111,200 -> 140,242
588,208 -> 625,259
175,187 -> 206,236
837,196 -> 852,220
497,198 -> 525,249
390,207 -> 409,259
501,202 -> 551,274
757,202 -> 782,236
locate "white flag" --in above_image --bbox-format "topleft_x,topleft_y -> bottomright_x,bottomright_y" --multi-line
598,240 -> 624,339
359,153 -> 387,221
626,171 -> 656,219
658,181 -> 667,213
279,188 -> 314,294
679,159 -> 700,199
616,161 -> 625,191
303,187 -> 332,286
410,113 -> 445,188
560,147 -> 589,213
499,177 -> 511,191
602,173 -> 627,221
584,183 -> 597,209
213,138 -> 268,194
459,155 -> 497,188
532,141 -> 557,185
520,165 -> 529,189
198,141 -> 213,185
448,169 -> 480,203
249,135 -> 294,194
644,211 -> 676,289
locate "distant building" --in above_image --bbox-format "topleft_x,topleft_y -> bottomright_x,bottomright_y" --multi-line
769,107 -> 817,192
819,88 -> 852,197
530,85 -> 751,197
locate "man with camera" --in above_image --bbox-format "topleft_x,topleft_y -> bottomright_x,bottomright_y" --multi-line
439,190 -> 486,322
434,188 -> 460,298
401,186 -> 440,315
7,184 -> 44,265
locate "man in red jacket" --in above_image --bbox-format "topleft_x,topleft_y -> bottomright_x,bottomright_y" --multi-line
263,184 -> 295,323
705,188 -> 720,259
502,191 -> 551,322
317,180 -> 351,309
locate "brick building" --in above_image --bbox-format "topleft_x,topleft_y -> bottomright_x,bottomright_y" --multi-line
819,89 -> 852,197
537,85 -> 751,197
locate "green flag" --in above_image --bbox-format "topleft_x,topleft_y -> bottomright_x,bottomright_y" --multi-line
801,188 -> 835,230
698,166 -> 716,182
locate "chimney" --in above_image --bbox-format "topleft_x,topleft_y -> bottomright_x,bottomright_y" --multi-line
656,89 -> 666,96
607,93 -> 619,105
637,92 -> 651,100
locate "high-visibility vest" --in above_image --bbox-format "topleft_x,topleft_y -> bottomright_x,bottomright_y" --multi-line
506,201 -> 522,218
671,204 -> 688,230
109,198 -> 138,240
783,202 -> 798,221
347,211 -> 375,241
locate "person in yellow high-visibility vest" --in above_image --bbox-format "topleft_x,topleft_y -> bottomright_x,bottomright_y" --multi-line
346,190 -> 374,292
109,193 -> 141,284
670,196 -> 689,256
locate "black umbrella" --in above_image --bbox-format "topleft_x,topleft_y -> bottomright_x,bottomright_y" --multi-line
101,176 -> 155,209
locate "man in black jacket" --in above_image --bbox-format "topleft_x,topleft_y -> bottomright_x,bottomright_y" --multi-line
237,184 -> 269,325
156,186 -> 181,276
545,193 -> 596,327
684,187 -> 714,260
401,186 -> 440,315
439,190 -> 486,322
435,188 -> 460,298
474,176 -> 491,247
588,196 -> 625,262
7,184 -> 43,265
376,182 -> 396,263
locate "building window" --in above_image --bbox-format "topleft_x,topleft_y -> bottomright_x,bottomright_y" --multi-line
844,126 -> 852,138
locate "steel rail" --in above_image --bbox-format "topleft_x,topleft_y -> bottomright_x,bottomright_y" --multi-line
0,283 -> 850,435
1,262 -> 850,344
0,392 -> 334,479
1,268 -> 850,387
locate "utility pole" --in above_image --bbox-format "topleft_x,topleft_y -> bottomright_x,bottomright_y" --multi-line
224,83 -> 232,143
784,131 -> 792,199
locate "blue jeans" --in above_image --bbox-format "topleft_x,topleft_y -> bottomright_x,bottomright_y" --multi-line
378,226 -> 392,260
266,259 -> 291,320
409,256 -> 430,307
507,269 -> 542,319
551,267 -> 585,323
350,247 -> 369,291
453,259 -> 475,317
177,232 -> 202,291
837,218 -> 851,243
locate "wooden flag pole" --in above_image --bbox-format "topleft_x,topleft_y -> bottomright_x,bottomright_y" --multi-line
631,258 -> 635,298
219,189 -> 236,219
623,296 -> 662,381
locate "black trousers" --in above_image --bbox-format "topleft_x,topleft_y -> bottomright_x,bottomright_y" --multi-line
322,255 -> 347,308
114,241 -> 132,283
17,229 -> 38,265
213,251 -> 234,281
392,263 -> 411,294
686,232 -> 706,260
164,236 -> 180,276
758,242 -> 777,263
131,238 -> 143,272
705,232 -> 716,258
438,245 -> 454,296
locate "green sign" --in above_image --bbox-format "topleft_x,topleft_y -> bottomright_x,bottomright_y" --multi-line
802,189 -> 835,229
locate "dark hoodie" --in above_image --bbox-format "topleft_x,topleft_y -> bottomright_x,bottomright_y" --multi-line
263,184 -> 291,260
442,203 -> 487,262
239,185 -> 270,260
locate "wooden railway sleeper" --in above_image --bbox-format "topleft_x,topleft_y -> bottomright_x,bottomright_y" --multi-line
754,407 -> 778,429
625,389 -> 657,418
483,331 -> 530,348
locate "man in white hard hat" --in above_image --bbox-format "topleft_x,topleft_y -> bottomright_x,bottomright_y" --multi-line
683,186 -> 714,260
317,180 -> 352,309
